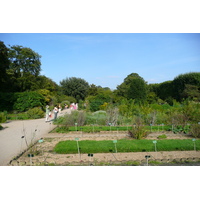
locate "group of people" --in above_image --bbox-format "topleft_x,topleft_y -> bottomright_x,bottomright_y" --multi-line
45,103 -> 78,122
45,105 -> 61,122
70,103 -> 78,110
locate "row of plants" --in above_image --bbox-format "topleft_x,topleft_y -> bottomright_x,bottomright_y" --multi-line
53,109 -> 200,138
54,139 -> 200,154
54,124 -> 172,133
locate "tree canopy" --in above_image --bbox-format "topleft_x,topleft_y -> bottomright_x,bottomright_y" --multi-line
60,77 -> 90,102
116,73 -> 147,102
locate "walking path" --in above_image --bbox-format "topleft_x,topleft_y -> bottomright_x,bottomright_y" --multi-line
0,109 -> 70,166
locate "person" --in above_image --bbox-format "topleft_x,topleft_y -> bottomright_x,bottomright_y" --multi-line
45,105 -> 50,122
75,103 -> 78,110
53,106 -> 58,120
58,104 -> 62,112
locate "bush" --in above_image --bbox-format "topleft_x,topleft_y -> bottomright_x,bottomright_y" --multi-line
14,91 -> 45,112
86,111 -> 107,125
27,107 -> 44,119
0,112 -> 7,123
190,124 -> 200,138
157,134 -> 167,139
57,110 -> 86,127
0,124 -> 3,130
128,117 -> 148,139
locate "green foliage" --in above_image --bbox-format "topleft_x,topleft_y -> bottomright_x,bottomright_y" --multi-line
54,139 -> 200,154
0,41 -> 10,92
0,92 -> 16,111
172,72 -> 200,101
0,112 -> 7,123
127,78 -> 147,103
157,134 -> 167,139
8,45 -> 41,76
0,124 -> 3,130
190,124 -> 200,138
86,88 -> 112,112
156,81 -> 173,101
27,107 -> 44,119
60,77 -> 89,102
55,110 -> 86,127
116,73 -> 147,102
13,91 -> 45,112
128,117 -> 148,139
86,111 -> 107,125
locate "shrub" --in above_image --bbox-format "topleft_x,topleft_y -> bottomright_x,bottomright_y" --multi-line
86,111 -> 107,125
14,91 -> 45,112
0,112 -> 7,123
0,124 -> 3,130
128,117 -> 148,139
157,134 -> 167,139
58,110 -> 86,127
60,100 -> 70,109
190,124 -> 200,138
27,107 -> 44,119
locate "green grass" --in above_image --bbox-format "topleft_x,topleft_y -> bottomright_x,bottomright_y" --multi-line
54,125 -> 173,133
54,139 -> 200,154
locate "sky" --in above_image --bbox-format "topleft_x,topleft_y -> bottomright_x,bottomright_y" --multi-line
0,33 -> 200,89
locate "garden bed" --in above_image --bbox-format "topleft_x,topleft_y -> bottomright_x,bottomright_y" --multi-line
9,130 -> 200,166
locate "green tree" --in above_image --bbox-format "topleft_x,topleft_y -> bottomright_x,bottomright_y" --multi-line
0,41 -> 10,92
7,45 -> 41,92
13,91 -> 45,112
172,72 -> 200,101
60,77 -> 89,102
116,73 -> 147,103
31,75 -> 59,93
156,81 -> 173,101
127,78 -> 147,103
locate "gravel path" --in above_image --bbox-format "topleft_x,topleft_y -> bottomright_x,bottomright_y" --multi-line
0,109 -> 70,166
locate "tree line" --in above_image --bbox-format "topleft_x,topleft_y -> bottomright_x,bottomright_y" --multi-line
0,40 -> 200,115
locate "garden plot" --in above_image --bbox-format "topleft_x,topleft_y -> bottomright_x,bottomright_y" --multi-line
9,131 -> 200,166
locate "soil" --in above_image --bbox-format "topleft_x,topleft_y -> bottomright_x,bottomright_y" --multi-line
10,130 -> 200,166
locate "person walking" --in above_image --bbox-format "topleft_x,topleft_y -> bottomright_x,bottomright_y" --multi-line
53,106 -> 58,120
45,105 -> 50,122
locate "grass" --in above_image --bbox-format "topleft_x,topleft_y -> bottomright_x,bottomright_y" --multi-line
54,139 -> 200,154
53,125 -> 173,133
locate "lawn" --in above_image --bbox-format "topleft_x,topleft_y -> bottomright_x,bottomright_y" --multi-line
54,139 -> 200,154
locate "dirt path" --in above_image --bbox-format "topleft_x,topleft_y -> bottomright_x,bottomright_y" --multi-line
0,109 -> 71,166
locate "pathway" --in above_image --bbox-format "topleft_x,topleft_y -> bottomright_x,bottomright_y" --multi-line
0,109 -> 70,166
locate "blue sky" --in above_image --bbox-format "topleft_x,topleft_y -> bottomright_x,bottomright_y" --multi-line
1,33 -> 200,89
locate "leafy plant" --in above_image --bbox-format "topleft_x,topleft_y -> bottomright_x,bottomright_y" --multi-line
0,112 -> 7,123
190,124 -> 200,138
128,117 -> 148,139
157,134 -> 167,139
14,91 -> 45,112
27,107 -> 44,119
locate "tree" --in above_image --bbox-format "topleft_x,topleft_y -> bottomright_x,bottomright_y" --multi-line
156,81 -> 173,101
172,72 -> 200,101
13,91 -> 45,112
60,77 -> 89,102
7,45 -> 42,92
116,73 -> 147,103
181,84 -> 200,101
127,78 -> 147,103
0,41 -> 10,92
31,75 -> 59,93
8,45 -> 41,76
